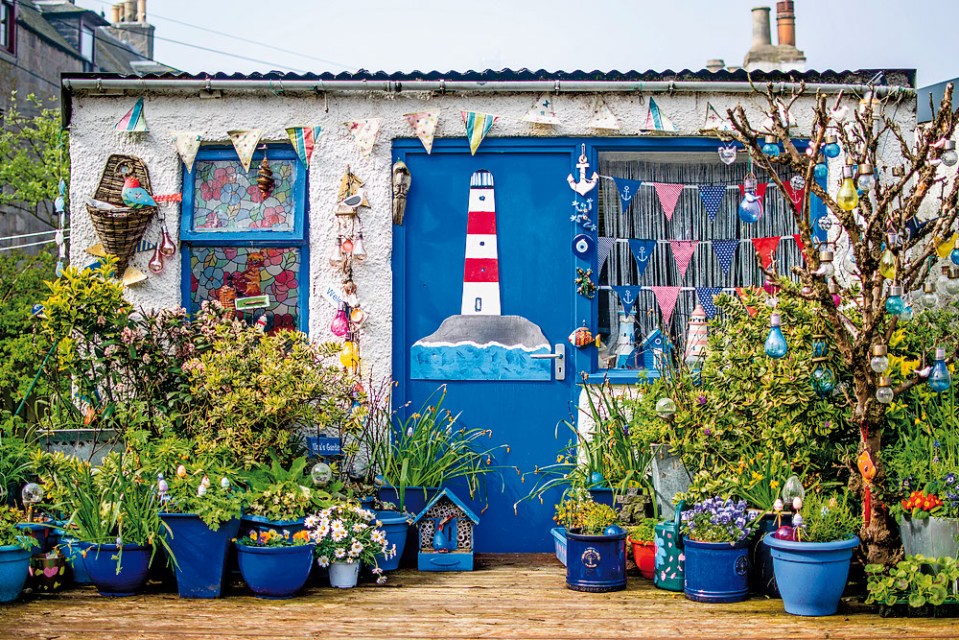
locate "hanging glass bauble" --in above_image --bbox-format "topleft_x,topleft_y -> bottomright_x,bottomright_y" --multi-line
352,233 -> 367,261
311,462 -> 333,486
21,483 -> 44,505
148,244 -> 165,274
330,304 -> 350,337
811,364 -> 836,397
655,398 -> 677,419
159,226 -> 177,257
738,192 -> 764,224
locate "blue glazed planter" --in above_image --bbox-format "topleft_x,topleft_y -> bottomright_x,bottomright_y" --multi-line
60,537 -> 92,585
160,513 -> 240,598
749,512 -> 793,597
683,537 -> 750,603
378,486 -> 437,567
565,529 -> 627,592
0,545 -> 32,603
550,527 -> 568,567
78,542 -> 151,597
236,543 -> 314,599
374,510 -> 409,572
588,488 -> 615,507
764,534 -> 859,616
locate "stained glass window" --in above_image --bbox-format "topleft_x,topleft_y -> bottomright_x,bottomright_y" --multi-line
191,158 -> 297,233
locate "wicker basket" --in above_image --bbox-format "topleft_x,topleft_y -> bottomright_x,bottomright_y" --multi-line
85,155 -> 158,275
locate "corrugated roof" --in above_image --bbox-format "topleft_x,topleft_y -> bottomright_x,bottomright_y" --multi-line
918,78 -> 957,123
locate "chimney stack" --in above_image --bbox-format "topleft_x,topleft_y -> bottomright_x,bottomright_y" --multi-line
751,7 -> 772,49
137,0 -> 146,23
776,1 -> 796,47
110,3 -> 121,22
124,1 -> 135,21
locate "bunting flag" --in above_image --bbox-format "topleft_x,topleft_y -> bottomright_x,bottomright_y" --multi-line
670,240 -> 699,278
713,239 -> 738,276
403,112 -> 439,154
628,239 -> 657,277
651,183 -> 685,221
702,102 -> 731,132
170,131 -> 203,173
116,97 -> 148,133
696,287 -> 723,319
649,286 -> 681,327
736,287 -> 760,317
286,126 -> 323,166
738,182 -> 768,201
792,233 -> 808,263
597,237 -> 616,274
227,129 -> 263,172
462,111 -> 498,155
751,236 -> 782,270
522,94 -> 560,125
345,119 -> 382,157
783,182 -> 805,211
613,178 -> 643,213
641,97 -> 678,133
698,184 -> 727,222
588,96 -> 620,130
612,286 -> 642,316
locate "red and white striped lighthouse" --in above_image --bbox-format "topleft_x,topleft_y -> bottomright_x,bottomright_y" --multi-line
461,170 -> 501,315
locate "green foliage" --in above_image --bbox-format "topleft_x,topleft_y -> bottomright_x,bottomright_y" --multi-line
866,555 -> 959,608
158,471 -> 244,531
0,506 -> 39,550
244,455 -> 340,521
306,502 -> 391,569
799,491 -> 861,543
553,489 -> 619,534
627,517 -> 659,543
0,427 -> 35,496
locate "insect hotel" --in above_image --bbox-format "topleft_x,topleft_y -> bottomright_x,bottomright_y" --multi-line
412,489 -> 480,572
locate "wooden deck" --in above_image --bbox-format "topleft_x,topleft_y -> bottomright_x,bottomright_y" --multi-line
2,554 -> 957,640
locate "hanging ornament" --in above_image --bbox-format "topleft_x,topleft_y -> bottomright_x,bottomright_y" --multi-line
899,301 -> 914,322
950,236 -> 959,266
876,376 -> 894,404
342,279 -> 358,307
879,233 -> 898,280
717,144 -> 738,165
818,216 -> 833,232
575,267 -> 596,299
885,285 -> 905,315
568,324 -> 599,349
811,361 -> 836,397
813,249 -> 835,279
868,344 -> 889,373
351,233 -> 367,262
567,144 -> 598,196
159,224 -> 177,257
812,335 -> 828,358
340,332 -> 360,369
655,398 -> 677,419
350,306 -> 367,326
856,163 -> 876,191
148,243 -> 164,274
329,236 -> 345,268
822,133 -> 841,159
942,265 -> 959,295
330,303 -> 350,337
813,155 -> 829,181
738,173 -> 763,224
341,236 -> 355,256
764,313 -> 788,359
920,282 -> 939,308
836,165 -> 859,211
257,154 -> 275,199
929,347 -> 952,393
941,140 -> 958,167
761,135 -> 781,158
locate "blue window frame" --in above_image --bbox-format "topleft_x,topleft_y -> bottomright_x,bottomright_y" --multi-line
180,145 -> 310,333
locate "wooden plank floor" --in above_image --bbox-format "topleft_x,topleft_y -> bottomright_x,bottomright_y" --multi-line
1,554 -> 957,640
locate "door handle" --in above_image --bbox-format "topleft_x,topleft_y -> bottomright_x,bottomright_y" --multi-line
531,343 -> 566,381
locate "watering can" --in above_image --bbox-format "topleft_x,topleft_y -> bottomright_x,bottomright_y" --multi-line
653,501 -> 685,592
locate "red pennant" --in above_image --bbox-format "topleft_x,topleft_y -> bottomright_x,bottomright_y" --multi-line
738,182 -> 768,201
751,236 -> 782,269
735,287 -> 760,317
651,183 -> 685,221
649,286 -> 681,327
783,183 -> 805,212
792,233 -> 808,263
669,240 -> 699,279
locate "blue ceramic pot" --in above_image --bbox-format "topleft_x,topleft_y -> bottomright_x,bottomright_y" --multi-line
565,528 -> 627,592
588,488 -> 615,507
160,513 -> 240,598
236,543 -> 314,599
0,545 -> 32,603
683,537 -> 750,603
78,542 -> 151,597
60,537 -> 92,585
377,486 -> 437,567
374,510 -> 409,572
764,534 -> 859,616
749,512 -> 792,597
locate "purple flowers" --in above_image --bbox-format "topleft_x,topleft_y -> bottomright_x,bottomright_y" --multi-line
703,428 -> 712,436
681,497 -> 757,543
697,394 -> 708,406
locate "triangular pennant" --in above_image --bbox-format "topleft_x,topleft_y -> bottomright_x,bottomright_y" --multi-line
702,102 -> 731,132
792,233 -> 808,263
783,182 -> 805,213
628,239 -> 657,277
227,129 -> 263,172
403,112 -> 439,154
588,96 -> 620,130
612,286 -> 642,316
116,97 -> 148,133
651,183 -> 685,221
712,239 -> 739,276
696,287 -> 723,319
751,236 -> 782,270
649,286 -> 681,327
670,240 -> 699,279
613,178 -> 643,213
345,119 -> 381,157
286,126 -> 323,166
461,111 -> 498,155
522,94 -> 561,125
171,131 -> 203,173
698,184 -> 727,222
736,287 -> 760,317
641,98 -> 678,133
597,237 -> 616,275
738,182 -> 768,201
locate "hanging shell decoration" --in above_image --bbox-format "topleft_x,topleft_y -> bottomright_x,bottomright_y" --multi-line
257,155 -> 275,199
568,325 -> 599,348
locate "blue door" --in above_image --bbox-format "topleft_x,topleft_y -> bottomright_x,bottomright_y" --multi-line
393,138 -> 586,552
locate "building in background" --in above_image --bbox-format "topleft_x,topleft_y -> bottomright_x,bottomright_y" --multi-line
705,2 -> 806,74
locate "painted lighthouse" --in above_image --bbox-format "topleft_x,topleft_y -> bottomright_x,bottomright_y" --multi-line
410,170 -> 552,381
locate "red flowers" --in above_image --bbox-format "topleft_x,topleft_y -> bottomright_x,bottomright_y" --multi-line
901,490 -> 943,512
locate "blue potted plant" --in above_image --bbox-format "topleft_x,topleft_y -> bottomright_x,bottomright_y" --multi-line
0,506 -> 39,603
557,490 -> 627,593
235,527 -> 314,598
764,491 -> 861,616
305,501 -> 392,588
240,455 -> 340,539
681,497 -> 758,603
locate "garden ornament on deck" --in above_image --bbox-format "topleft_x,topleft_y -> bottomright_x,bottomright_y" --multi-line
556,491 -> 626,592
412,488 -> 480,572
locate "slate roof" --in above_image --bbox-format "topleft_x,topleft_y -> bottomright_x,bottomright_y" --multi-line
918,77 -> 958,123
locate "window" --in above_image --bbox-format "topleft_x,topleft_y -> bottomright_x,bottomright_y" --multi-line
181,146 -> 309,333
0,1 -> 15,54
79,25 -> 95,63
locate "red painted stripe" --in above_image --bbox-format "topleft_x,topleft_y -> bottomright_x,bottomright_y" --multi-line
466,210 -> 496,234
464,258 -> 499,282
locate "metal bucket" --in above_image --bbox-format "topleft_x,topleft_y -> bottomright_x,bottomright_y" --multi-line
651,444 -> 691,518
565,529 -> 627,593
899,516 -> 959,561
653,502 -> 685,591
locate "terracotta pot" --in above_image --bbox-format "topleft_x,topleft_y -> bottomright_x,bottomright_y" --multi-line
627,536 -> 655,579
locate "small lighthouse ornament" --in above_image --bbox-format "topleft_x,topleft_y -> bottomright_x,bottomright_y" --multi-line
684,304 -> 709,370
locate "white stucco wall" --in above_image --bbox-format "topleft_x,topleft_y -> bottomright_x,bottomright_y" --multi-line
67,87 -> 917,381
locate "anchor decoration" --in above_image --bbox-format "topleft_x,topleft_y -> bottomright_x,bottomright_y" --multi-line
567,144 -> 598,196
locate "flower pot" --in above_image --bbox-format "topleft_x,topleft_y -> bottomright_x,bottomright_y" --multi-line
749,512 -> 792,598
328,560 -> 360,588
27,551 -> 69,593
78,542 -> 151,597
378,486 -> 437,567
628,537 -> 656,580
0,545 -> 32,603
589,488 -> 615,507
565,528 -> 627,592
15,523 -> 51,553
550,527 -> 568,567
374,510 -> 409,572
160,513 -> 240,598
764,534 -> 860,616
60,537 -> 93,585
683,537 -> 750,603
236,543 -> 314,599
653,503 -> 685,592
239,515 -> 307,539
899,516 -> 959,562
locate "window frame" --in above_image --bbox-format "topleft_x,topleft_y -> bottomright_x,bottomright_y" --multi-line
180,145 -> 311,332
79,24 -> 95,63
0,0 -> 16,55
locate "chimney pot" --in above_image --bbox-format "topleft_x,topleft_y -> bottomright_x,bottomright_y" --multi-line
124,0 -> 135,22
705,59 -> 725,72
137,0 -> 146,22
777,1 -> 796,47
751,7 -> 772,48
110,3 -> 121,23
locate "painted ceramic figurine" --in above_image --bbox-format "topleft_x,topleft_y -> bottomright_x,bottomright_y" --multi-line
121,177 -> 157,208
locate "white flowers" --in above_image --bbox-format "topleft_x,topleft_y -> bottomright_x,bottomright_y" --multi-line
334,548 -> 346,559
317,555 -> 330,568
331,520 -> 347,542
304,515 -> 319,528
352,522 -> 368,533
349,540 -> 364,558
371,529 -> 387,545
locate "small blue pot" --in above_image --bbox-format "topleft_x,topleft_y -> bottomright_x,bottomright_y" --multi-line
236,543 -> 314,599
373,510 -> 409,572
0,545 -> 32,603
160,513 -> 240,598
683,537 -> 750,603
78,542 -> 151,597
565,529 -> 627,592
764,534 -> 859,616
60,537 -> 92,585
588,488 -> 615,507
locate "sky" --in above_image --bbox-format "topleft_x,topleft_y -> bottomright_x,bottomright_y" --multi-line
76,0 -> 959,88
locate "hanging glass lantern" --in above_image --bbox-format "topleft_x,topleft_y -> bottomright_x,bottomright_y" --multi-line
148,244 -> 165,274
159,226 -> 178,257
330,303 -> 350,337
329,236 -> 345,268
870,344 -> 889,373
876,376 -> 894,404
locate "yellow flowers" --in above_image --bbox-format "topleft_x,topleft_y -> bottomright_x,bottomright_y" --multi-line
770,480 -> 780,489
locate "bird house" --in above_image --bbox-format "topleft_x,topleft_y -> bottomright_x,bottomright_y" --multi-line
411,488 -> 480,571
639,329 -> 674,375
